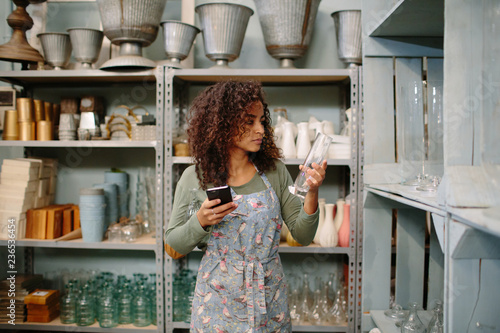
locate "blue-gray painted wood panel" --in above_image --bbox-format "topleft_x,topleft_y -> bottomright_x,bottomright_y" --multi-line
363,57 -> 395,165
362,191 -> 393,312
395,208 -> 426,308
443,0 -> 483,167
427,220 -> 444,309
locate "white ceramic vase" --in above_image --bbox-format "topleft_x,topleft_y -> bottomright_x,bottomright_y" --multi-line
313,198 -> 326,244
296,122 -> 312,159
334,198 -> 345,232
319,203 -> 338,247
322,120 -> 335,135
282,121 -> 297,158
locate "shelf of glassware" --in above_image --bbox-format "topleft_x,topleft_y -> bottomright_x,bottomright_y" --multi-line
171,321 -> 347,332
0,317 -> 157,332
0,232 -> 156,250
0,69 -> 156,86
0,140 -> 158,148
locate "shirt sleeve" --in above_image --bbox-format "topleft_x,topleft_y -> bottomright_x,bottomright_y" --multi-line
273,161 -> 319,246
164,166 -> 210,255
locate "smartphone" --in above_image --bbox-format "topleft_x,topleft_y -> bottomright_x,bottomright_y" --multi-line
206,185 -> 233,207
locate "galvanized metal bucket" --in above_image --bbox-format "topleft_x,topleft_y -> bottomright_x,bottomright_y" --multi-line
254,0 -> 321,68
97,0 -> 166,69
331,10 -> 362,67
196,2 -> 254,68
159,21 -> 200,68
67,28 -> 104,69
37,33 -> 72,70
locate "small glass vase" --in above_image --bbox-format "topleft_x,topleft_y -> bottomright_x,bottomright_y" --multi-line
400,302 -> 427,333
427,300 -> 443,333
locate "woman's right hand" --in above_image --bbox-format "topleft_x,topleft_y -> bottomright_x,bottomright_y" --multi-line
197,199 -> 238,229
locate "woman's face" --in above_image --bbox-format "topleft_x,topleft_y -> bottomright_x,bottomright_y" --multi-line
233,100 -> 265,153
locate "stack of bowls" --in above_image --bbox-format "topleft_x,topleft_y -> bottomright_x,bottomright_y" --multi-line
79,188 -> 107,242
58,113 -> 77,140
104,171 -> 129,219
93,183 -> 119,228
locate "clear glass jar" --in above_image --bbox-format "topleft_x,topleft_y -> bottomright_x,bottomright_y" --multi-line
107,223 -> 123,243
133,284 -> 151,327
60,283 -> 77,324
76,284 -> 95,326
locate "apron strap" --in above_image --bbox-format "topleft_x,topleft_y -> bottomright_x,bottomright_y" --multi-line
244,261 -> 267,327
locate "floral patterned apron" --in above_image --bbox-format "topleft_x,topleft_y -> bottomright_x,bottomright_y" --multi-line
190,171 -> 291,332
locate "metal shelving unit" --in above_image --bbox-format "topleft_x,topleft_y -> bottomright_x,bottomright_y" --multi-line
0,68 -> 165,332
163,67 -> 360,333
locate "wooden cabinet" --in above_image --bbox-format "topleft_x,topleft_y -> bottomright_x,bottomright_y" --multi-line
360,0 -> 500,332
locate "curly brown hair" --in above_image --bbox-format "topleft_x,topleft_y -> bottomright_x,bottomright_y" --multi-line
187,80 -> 282,189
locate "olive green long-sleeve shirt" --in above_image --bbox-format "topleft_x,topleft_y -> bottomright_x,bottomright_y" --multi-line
164,160 -> 319,255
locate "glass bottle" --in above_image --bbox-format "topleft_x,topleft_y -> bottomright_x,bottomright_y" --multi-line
289,288 -> 302,325
60,283 -> 77,324
117,283 -> 133,325
308,289 -> 326,325
320,281 -> 332,317
330,289 -> 346,325
133,284 -> 151,327
298,274 -> 313,324
98,283 -> 118,328
76,284 -> 95,326
427,301 -> 443,333
400,302 -> 427,333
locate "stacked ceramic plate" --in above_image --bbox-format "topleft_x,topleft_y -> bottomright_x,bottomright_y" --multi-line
328,135 -> 351,159
58,113 -> 77,140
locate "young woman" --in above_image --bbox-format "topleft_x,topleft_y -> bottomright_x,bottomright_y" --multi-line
165,80 -> 327,332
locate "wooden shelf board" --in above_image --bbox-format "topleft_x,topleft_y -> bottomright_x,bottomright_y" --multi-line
448,206 -> 500,239
368,0 -> 444,37
365,184 -> 445,215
